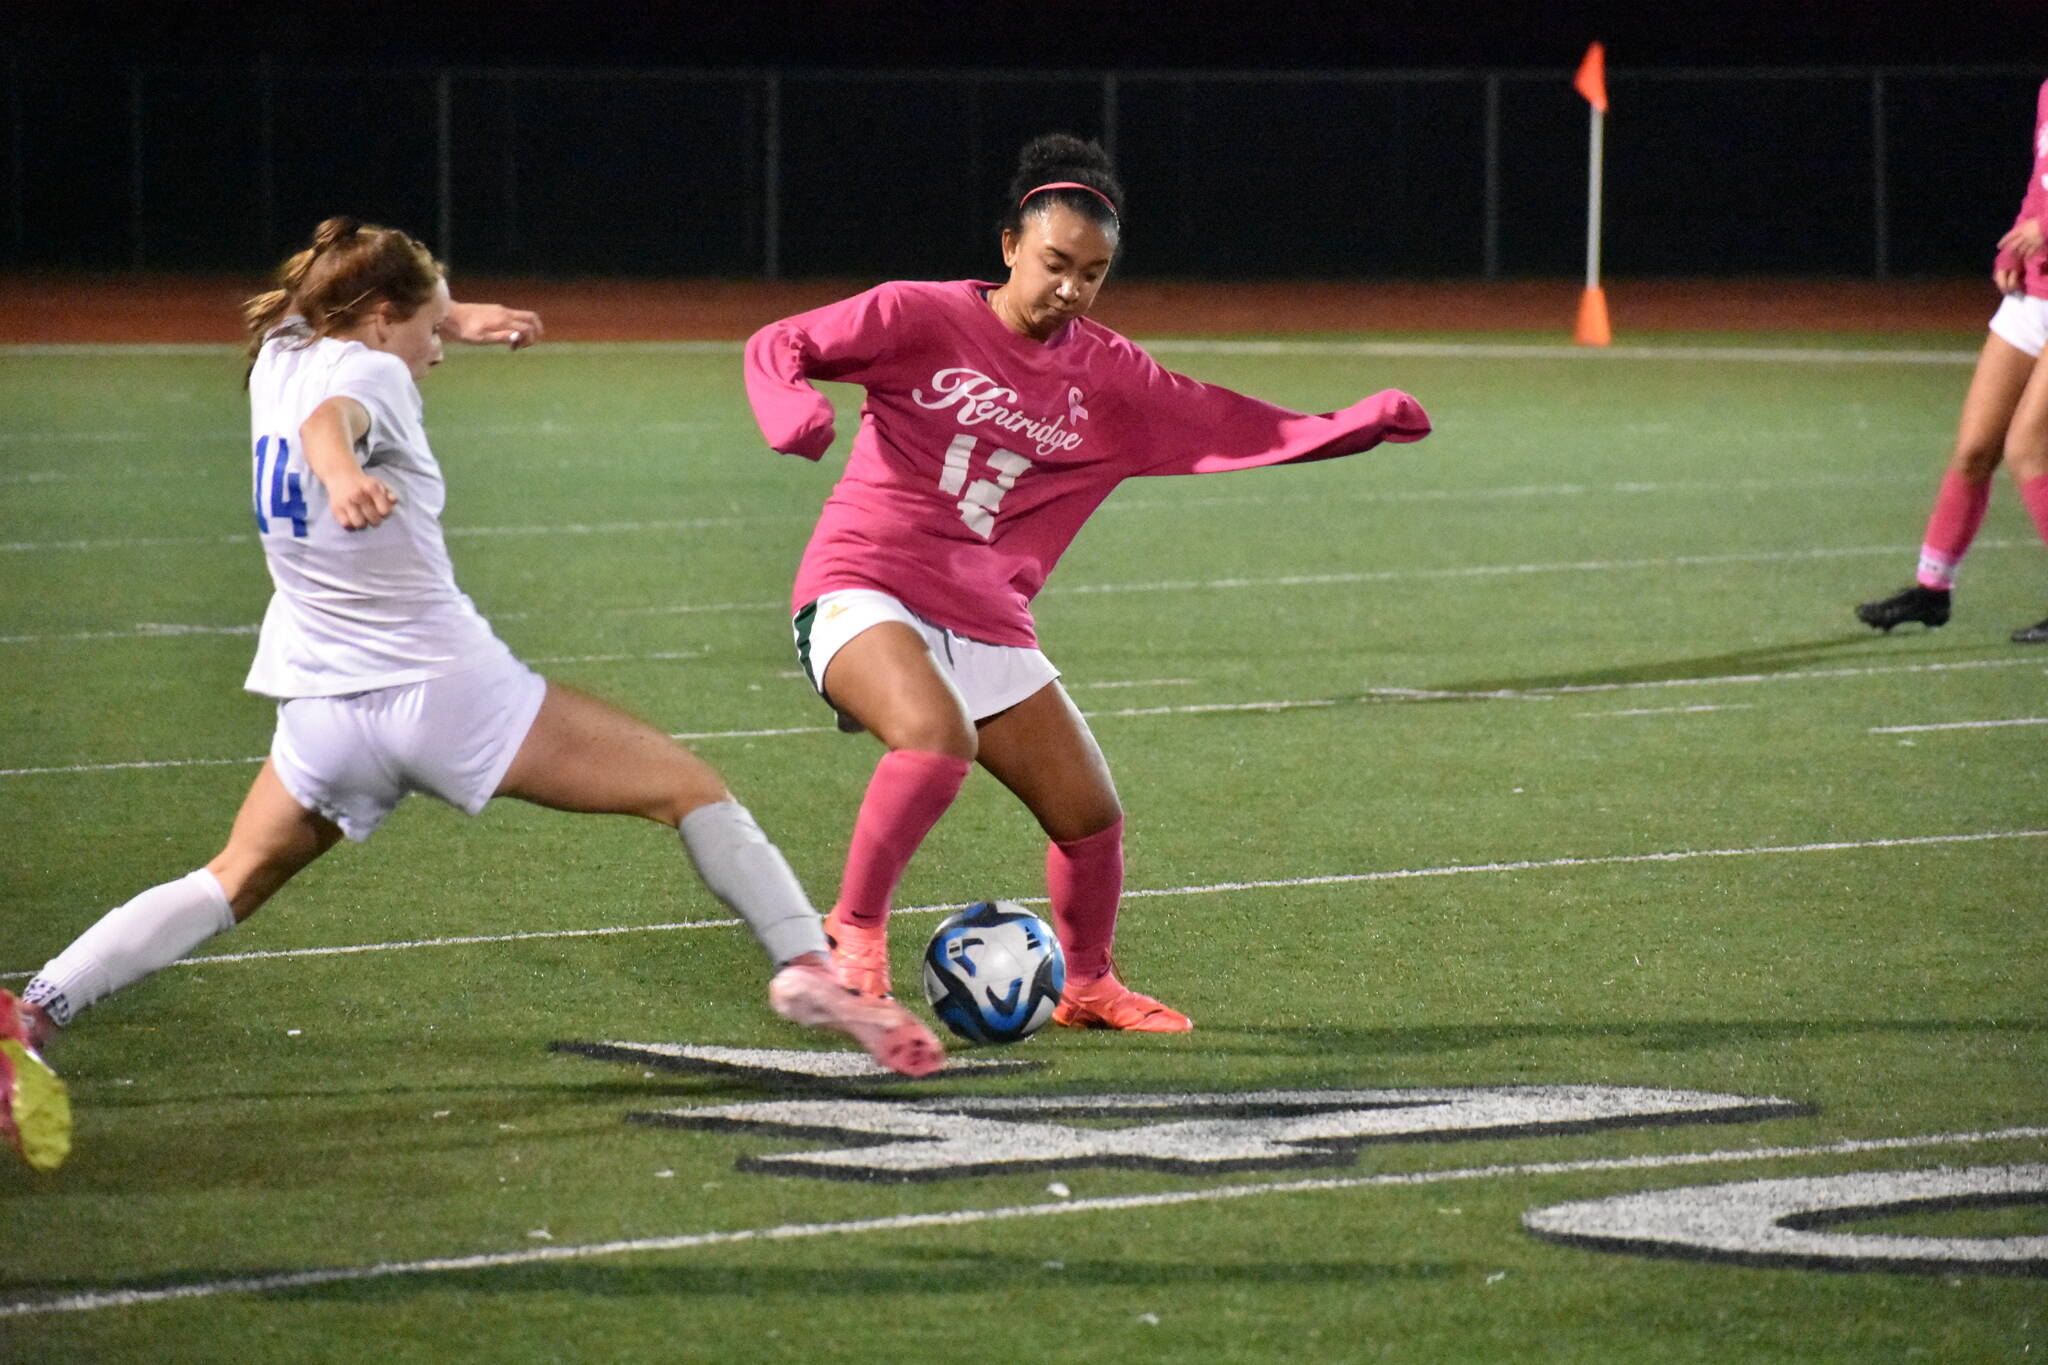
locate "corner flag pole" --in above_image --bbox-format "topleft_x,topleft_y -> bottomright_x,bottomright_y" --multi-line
1574,42 -> 1612,346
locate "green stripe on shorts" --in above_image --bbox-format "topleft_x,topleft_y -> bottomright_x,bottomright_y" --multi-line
792,600 -> 819,691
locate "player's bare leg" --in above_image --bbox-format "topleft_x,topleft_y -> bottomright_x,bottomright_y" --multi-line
814,626 -> 977,997
208,761 -> 348,919
1997,342 -> 2048,642
823,623 -> 979,759
495,681 -> 730,824
497,681 -> 943,1075
976,681 -> 1191,1032
1860,334 -> 2034,631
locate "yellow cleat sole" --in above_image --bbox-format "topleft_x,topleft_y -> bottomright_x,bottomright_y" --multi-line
2,1038 -> 71,1173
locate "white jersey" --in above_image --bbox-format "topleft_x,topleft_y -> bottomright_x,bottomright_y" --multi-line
243,322 -> 511,698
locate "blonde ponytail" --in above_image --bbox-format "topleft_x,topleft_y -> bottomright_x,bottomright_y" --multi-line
242,217 -> 439,362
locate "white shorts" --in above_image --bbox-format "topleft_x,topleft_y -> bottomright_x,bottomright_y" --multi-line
269,655 -> 548,841
1989,293 -> 2048,358
793,589 -> 1059,729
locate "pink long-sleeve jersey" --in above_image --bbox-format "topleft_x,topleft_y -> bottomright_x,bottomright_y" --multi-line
743,280 -> 1431,648
1994,78 -> 2048,299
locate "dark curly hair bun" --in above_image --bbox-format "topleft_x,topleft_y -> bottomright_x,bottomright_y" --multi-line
1003,133 -> 1123,235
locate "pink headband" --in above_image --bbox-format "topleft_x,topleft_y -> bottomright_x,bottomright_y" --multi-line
1020,181 -> 1119,218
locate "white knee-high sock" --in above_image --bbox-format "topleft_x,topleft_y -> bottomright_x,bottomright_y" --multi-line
678,801 -> 829,969
23,868 -> 236,1027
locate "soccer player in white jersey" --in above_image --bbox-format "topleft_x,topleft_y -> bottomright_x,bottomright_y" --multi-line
0,219 -> 941,1171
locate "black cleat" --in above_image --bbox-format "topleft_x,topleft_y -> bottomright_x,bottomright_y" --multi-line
2012,616 -> 2048,644
1856,585 -> 1951,633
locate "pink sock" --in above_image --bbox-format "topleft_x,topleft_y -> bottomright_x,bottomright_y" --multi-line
833,749 -> 970,930
1046,817 -> 1124,984
1916,470 -> 1994,589
2020,473 -> 2048,550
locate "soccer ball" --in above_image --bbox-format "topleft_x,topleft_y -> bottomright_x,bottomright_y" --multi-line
921,901 -> 1066,1045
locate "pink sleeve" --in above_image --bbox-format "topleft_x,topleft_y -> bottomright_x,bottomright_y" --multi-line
742,285 -> 900,461
1111,346 -> 1430,478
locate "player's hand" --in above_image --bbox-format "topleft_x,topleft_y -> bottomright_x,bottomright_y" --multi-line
1996,263 -> 2024,294
444,301 -> 544,350
329,474 -> 399,530
1999,218 -> 2045,260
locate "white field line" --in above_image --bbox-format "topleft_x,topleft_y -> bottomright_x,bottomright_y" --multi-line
1050,540 -> 2027,600
0,418 -> 716,451
0,429 -> 162,444
1064,677 -> 1197,690
0,622 -> 260,645
1142,339 -> 1980,365
0,755 -> 265,777
0,338 -> 1980,364
1103,698 -> 1342,717
7,540 -> 2033,644
0,466 -> 1923,499
1355,655 -> 2039,703
1869,717 -> 2048,734
0,343 -> 246,357
0,513 -> 797,555
5,828 -> 2039,980
667,724 -> 836,741
2,656 -> 2037,778
526,599 -> 784,623
0,532 -> 250,554
1576,705 -> 1754,718
3,1124 -> 2039,1320
522,649 -> 706,666
1102,472 -> 1925,518
446,514 -> 797,539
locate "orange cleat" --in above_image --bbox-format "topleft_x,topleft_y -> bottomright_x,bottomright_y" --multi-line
822,910 -> 893,999
768,958 -> 946,1077
1052,972 -> 1192,1032
0,989 -> 70,1173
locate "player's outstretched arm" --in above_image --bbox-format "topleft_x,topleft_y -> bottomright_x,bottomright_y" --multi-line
1115,344 -> 1431,478
299,396 -> 397,530
445,301 -> 543,350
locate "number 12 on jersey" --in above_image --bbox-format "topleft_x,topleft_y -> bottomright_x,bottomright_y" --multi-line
937,434 -> 1033,538
252,435 -> 309,538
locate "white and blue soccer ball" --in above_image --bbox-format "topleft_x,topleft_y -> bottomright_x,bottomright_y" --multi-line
921,901 -> 1066,1045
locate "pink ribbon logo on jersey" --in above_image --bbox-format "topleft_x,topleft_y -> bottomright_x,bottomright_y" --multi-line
912,367 -> 1087,457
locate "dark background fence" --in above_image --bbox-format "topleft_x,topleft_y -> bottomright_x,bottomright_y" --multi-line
4,62 -> 2038,279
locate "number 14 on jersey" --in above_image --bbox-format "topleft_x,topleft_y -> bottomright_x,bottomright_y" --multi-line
937,435 -> 1033,539
252,435 -> 309,538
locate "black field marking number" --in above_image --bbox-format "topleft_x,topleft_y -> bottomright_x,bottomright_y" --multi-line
1525,1164 -> 2048,1275
624,1083 -> 1807,1182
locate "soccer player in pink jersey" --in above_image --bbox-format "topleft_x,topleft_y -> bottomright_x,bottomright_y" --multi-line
1858,77 -> 2048,643
744,134 -> 1431,1031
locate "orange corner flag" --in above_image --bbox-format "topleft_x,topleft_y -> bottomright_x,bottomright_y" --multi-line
1574,42 -> 1608,114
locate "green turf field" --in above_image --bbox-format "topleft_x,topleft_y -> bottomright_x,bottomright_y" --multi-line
2,332 -> 2043,1362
